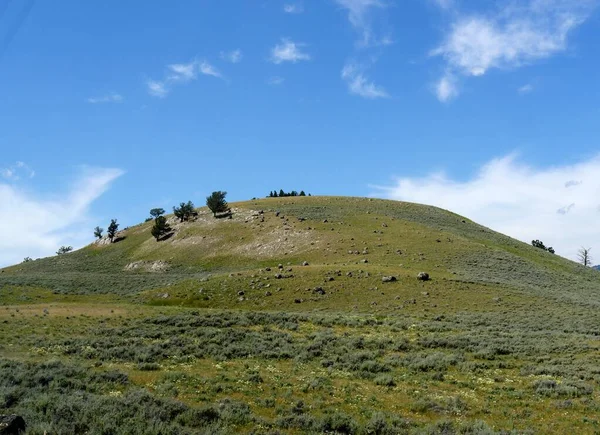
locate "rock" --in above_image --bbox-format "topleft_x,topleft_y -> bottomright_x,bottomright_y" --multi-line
237,291 -> 245,296
275,273 -> 283,279
278,264 -> 283,269
382,223 -> 388,228
275,211 -> 280,217
417,272 -> 430,281
361,259 -> 368,263
0,415 -> 26,435
294,298 -> 302,304
381,276 -> 397,283
326,276 -> 335,282
160,293 -> 169,299
265,267 -> 271,271
265,291 -> 272,296
302,261 -> 309,266
314,287 -> 326,295
238,296 -> 245,302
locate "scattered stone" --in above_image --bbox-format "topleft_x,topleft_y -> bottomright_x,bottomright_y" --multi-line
421,291 -> 429,296
286,267 -> 293,272
237,291 -> 245,296
275,273 -> 283,279
382,276 -> 397,283
294,299 -> 302,304
275,211 -> 280,217
361,259 -> 368,264
302,261 -> 309,266
346,271 -> 353,277
265,283 -> 271,288
278,264 -> 283,269
417,272 -> 430,281
314,287 -> 326,295
323,219 -> 328,223
265,291 -> 272,296
382,223 -> 388,228
160,293 -> 169,299
326,276 -> 335,282
492,297 -> 502,302
238,296 -> 245,302
265,267 -> 271,272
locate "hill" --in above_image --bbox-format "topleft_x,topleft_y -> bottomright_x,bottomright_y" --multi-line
1,196 -> 599,434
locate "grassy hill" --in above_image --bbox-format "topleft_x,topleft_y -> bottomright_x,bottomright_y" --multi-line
1,196 -> 599,434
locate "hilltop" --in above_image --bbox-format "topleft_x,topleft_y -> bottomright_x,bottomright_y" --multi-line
1,196 -> 600,434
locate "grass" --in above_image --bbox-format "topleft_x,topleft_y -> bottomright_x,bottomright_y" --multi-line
1,196 -> 600,433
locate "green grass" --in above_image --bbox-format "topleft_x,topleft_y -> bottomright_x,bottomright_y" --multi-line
1,196 -> 599,433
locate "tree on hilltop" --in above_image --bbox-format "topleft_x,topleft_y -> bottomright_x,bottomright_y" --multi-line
206,191 -> 228,217
173,201 -> 195,222
577,247 -> 592,267
151,216 -> 171,241
531,239 -> 555,254
107,219 -> 119,243
150,208 -> 165,219
56,246 -> 73,255
94,226 -> 104,239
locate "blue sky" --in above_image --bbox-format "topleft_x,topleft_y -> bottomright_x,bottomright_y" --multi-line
1,0 -> 600,266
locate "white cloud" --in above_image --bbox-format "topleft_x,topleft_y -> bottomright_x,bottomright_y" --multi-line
435,73 -> 459,102
334,0 -> 385,46
341,63 -> 388,99
270,38 -> 311,64
373,154 -> 600,261
87,92 -> 123,104
432,0 -> 454,10
220,49 -> 243,63
146,80 -> 168,98
0,166 -> 124,267
198,61 -> 222,78
1,161 -> 35,180
518,84 -> 534,94
147,59 -> 223,97
283,3 -> 303,14
267,76 -> 285,85
167,62 -> 197,81
431,0 -> 596,100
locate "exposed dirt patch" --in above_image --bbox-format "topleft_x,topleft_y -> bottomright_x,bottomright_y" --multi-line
233,227 -> 320,258
124,260 -> 169,272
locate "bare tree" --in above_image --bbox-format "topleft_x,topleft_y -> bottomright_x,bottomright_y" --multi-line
577,247 -> 592,267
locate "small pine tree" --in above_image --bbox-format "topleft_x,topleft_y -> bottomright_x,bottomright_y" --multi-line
93,226 -> 104,239
279,189 -> 285,198
56,246 -> 73,255
273,190 -> 278,197
150,208 -> 165,219
173,202 -> 195,222
206,191 -> 228,217
299,191 -> 306,196
23,257 -> 33,263
107,219 -> 119,242
151,216 -> 171,241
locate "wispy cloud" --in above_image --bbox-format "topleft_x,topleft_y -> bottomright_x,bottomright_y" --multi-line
270,38 -> 311,64
432,0 -> 454,10
341,62 -> 388,99
147,59 -> 223,97
434,73 -> 459,102
220,49 -> 243,63
518,84 -> 534,94
146,79 -> 169,98
334,0 -> 386,47
1,161 -> 35,180
283,3 -> 303,14
430,1 -> 596,101
373,153 -> 600,261
87,92 -> 123,104
267,76 -> 285,85
0,166 -> 124,267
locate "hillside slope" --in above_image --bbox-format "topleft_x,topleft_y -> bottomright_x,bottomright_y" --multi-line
2,196 -> 598,309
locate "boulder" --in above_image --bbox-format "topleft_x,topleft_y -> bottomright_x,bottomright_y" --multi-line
382,276 -> 397,283
0,415 -> 26,435
417,272 -> 430,281
302,261 -> 309,266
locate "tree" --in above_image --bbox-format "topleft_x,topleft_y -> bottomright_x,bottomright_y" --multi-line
206,191 -> 228,217
151,216 -> 171,241
173,201 -> 195,222
577,247 -> 592,267
531,239 -> 555,254
150,208 -> 165,219
56,246 -> 73,255
279,189 -> 285,198
23,257 -> 33,263
93,226 -> 104,239
107,219 -> 119,242
299,191 -> 306,196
